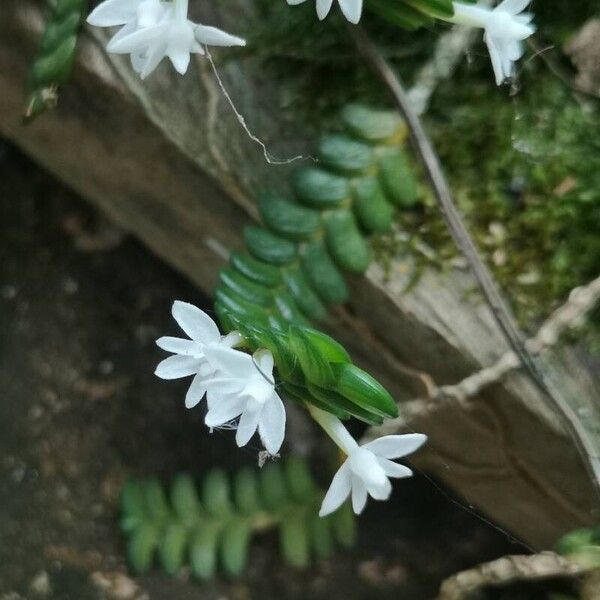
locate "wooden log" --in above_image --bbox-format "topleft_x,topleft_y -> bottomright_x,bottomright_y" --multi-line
1,0 -> 597,548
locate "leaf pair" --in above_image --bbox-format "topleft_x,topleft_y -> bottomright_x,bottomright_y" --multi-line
121,458 -> 356,579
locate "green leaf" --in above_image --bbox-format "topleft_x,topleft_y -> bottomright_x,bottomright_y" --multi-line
159,523 -> 188,575
292,167 -> 349,208
31,35 -> 77,86
300,329 -> 351,364
341,104 -> 404,143
230,252 -> 282,287
128,523 -> 159,574
245,227 -> 297,265
214,289 -> 272,329
310,514 -> 333,560
273,292 -> 312,326
284,456 -> 317,502
352,177 -> 395,233
332,363 -> 398,418
331,503 -> 356,548
41,13 -> 81,52
203,469 -> 232,517
378,148 -> 420,208
324,209 -> 371,274
221,519 -> 252,577
260,463 -> 288,510
234,468 -> 262,516
219,267 -> 273,308
318,134 -> 374,174
121,479 -> 146,521
307,382 -> 384,425
289,326 -> 335,387
259,194 -> 322,240
556,528 -> 596,556
190,527 -> 219,581
144,478 -> 170,520
171,474 -> 201,524
280,513 -> 310,568
283,269 -> 328,322
300,241 -> 349,305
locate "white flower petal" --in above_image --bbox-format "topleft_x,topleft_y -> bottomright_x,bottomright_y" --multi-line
351,477 -> 368,514
107,22 -> 164,52
316,0 -> 334,20
222,331 -> 243,348
204,345 -> 254,378
497,0 -> 531,15
185,372 -> 208,408
338,0 -> 363,24
156,336 -> 198,355
319,462 -> 352,517
484,33 -> 505,85
87,0 -> 141,26
287,0 -> 307,5
171,301 -> 220,343
155,354 -> 202,379
140,40 -> 168,78
194,25 -> 246,48
258,394 -> 286,454
366,477 -> 392,501
377,457 -> 413,479
253,349 -> 274,379
363,433 -> 427,459
235,407 -> 261,447
205,395 -> 246,427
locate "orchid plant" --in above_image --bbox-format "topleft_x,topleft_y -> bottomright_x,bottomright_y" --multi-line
80,0 -> 538,519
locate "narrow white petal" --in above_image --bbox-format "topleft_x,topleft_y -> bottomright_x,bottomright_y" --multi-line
258,395 -> 286,454
168,48 -> 191,74
287,0 -> 307,4
154,354 -> 202,379
204,345 -> 254,378
366,477 -> 392,501
87,0 -> 140,26
377,457 -> 413,479
205,395 -> 246,427
194,25 -> 246,48
338,0 -> 363,24
171,301 -> 220,343
235,407 -> 261,447
156,336 -> 196,355
496,0 -> 531,15
222,331 -> 243,348
107,22 -> 137,46
364,433 -> 427,459
351,477 -> 368,514
316,0 -> 334,20
254,349 -> 274,380
140,41 -> 167,78
185,372 -> 208,408
319,463 -> 352,517
107,22 -> 165,53
485,34 -> 505,85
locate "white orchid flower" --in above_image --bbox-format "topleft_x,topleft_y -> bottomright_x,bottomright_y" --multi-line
87,0 -> 246,78
286,0 -> 363,25
203,346 -> 286,455
154,301 -> 242,409
309,406 -> 426,516
450,0 -> 536,85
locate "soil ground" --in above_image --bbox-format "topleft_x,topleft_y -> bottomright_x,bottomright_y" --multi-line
0,142 -> 525,599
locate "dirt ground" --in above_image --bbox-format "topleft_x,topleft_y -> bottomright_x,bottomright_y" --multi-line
0,142 -> 526,599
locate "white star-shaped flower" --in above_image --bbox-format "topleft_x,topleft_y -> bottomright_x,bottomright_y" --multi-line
154,301 -> 242,409
202,346 -> 286,455
87,0 -> 246,79
309,407 -> 426,516
286,0 -> 363,24
450,0 -> 536,85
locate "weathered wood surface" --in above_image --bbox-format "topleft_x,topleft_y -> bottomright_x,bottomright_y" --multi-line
1,0 -> 598,548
